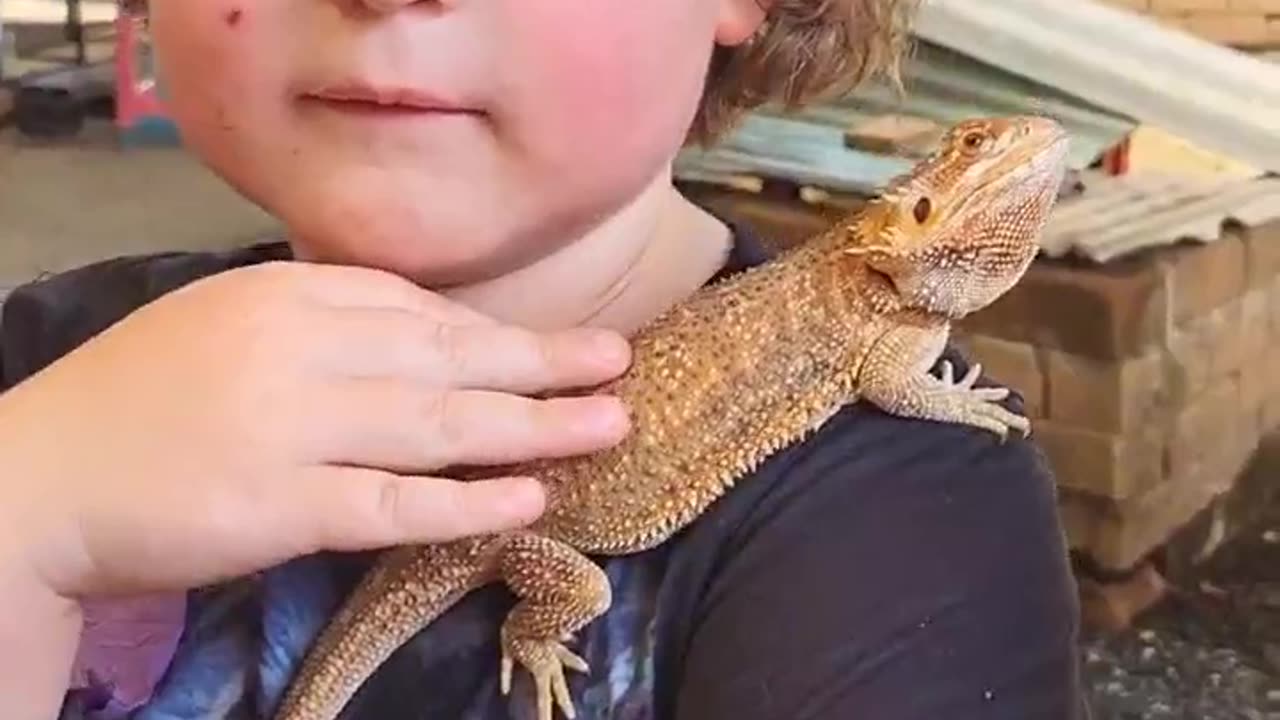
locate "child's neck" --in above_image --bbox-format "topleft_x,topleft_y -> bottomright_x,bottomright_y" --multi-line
443,171 -> 733,335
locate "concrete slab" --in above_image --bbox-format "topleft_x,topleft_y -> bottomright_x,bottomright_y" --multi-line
0,120 -> 280,294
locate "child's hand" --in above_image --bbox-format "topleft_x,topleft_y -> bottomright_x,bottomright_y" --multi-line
0,261 -> 632,599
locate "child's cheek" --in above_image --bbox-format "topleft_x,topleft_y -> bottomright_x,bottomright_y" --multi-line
150,3 -> 288,141
508,5 -> 712,161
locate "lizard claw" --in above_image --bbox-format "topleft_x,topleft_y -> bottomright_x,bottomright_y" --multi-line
501,638 -> 590,720
843,244 -> 895,257
937,361 -> 1029,441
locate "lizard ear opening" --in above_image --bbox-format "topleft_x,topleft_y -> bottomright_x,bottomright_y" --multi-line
912,197 -> 932,224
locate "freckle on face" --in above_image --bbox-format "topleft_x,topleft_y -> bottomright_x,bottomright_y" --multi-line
224,7 -> 242,26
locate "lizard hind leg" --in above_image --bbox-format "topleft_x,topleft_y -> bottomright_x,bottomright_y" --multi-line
496,532 -> 612,720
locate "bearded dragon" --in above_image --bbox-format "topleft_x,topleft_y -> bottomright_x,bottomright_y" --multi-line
271,115 -> 1071,720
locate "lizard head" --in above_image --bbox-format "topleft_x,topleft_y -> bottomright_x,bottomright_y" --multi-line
849,115 -> 1070,318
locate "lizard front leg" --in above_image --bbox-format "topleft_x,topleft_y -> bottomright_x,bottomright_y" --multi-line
497,532 -> 612,720
859,320 -> 1031,441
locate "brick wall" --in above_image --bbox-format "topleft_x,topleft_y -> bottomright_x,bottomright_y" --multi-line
1101,0 -> 1280,47
955,220 -> 1280,572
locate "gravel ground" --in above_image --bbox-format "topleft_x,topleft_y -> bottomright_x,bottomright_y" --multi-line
1081,519 -> 1280,719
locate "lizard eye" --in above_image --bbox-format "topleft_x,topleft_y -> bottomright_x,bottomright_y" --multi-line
961,131 -> 984,150
913,196 -> 932,224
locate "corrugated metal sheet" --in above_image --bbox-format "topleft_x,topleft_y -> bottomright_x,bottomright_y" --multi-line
674,114 -> 912,195
914,0 -> 1280,173
674,41 -> 1134,195
1040,172 -> 1280,262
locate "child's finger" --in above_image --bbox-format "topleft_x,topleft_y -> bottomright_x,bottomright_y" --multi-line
310,307 -> 631,393
413,323 -> 631,393
313,380 -> 629,471
297,468 -> 547,550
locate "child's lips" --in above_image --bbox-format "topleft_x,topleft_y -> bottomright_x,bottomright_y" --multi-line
301,81 -> 483,118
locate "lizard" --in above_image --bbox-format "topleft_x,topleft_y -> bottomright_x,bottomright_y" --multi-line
270,114 -> 1071,720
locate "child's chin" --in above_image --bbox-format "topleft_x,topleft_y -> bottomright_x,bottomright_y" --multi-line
285,211 -> 528,285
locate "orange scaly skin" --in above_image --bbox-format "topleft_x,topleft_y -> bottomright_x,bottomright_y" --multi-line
272,115 -> 1071,720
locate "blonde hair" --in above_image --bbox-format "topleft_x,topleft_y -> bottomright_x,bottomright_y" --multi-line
689,0 -> 917,144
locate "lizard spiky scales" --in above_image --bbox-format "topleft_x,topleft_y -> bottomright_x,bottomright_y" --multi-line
271,115 -> 1071,720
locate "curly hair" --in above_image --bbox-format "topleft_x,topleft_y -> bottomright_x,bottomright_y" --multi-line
689,0 -> 919,145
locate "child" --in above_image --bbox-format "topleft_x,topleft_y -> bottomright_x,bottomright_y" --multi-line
0,1 -> 1086,718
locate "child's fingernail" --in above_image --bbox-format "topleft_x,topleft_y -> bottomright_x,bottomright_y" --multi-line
579,397 -> 630,439
590,330 -> 630,367
502,477 -> 546,519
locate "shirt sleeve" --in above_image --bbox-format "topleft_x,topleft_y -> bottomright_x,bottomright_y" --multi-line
0,243 -> 290,393
660,352 -> 1088,720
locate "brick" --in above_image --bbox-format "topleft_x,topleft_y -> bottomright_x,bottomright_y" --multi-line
1165,313 -> 1215,405
1078,563 -> 1169,632
1224,416 -> 1259,485
1045,348 -> 1165,433
1181,11 -> 1272,44
961,255 -> 1168,361
1266,393 -> 1280,434
1236,289 -> 1271,437
1168,376 -> 1241,483
1163,235 -> 1247,327
1151,0 -> 1227,9
1101,0 -> 1150,9
1228,0 -> 1280,10
1057,492 -> 1103,551
1150,13 -> 1189,30
1161,431 -> 1280,582
1163,298 -> 1248,410
1239,219 -> 1280,289
1260,330 -> 1280,428
1240,287 -> 1272,364
1263,342 -> 1280,432
1271,341 -> 1280,399
1271,274 -> 1280,340
961,335 -> 1044,417
1085,459 -> 1233,571
1239,337 -> 1271,438
1207,299 -> 1247,381
1204,393 -> 1256,493
1037,421 -> 1164,500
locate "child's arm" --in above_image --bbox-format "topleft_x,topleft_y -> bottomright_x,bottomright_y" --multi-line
0,509 -> 82,720
0,260 -> 632,719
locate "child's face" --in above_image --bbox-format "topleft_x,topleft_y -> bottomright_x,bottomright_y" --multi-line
148,0 -> 764,286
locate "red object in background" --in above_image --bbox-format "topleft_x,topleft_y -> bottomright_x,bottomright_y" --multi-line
113,8 -> 174,139
1101,135 -> 1131,175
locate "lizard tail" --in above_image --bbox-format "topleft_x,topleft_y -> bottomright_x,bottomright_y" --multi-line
271,536 -> 502,720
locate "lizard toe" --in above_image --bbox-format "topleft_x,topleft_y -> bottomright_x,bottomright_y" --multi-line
500,637 -> 589,720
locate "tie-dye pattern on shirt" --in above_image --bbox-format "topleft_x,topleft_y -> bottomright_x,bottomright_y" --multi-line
101,548 -> 669,720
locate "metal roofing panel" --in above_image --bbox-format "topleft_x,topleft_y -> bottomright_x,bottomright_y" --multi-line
675,114 -> 913,195
1039,172 -> 1280,262
913,0 -> 1280,173
675,42 -> 1135,194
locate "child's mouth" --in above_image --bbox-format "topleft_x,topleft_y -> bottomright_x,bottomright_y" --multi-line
300,81 -> 482,119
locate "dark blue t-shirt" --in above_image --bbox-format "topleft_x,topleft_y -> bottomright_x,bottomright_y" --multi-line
1,223 -> 1088,720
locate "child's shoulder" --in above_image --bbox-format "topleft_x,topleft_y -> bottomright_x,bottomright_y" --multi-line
0,241 -> 289,388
